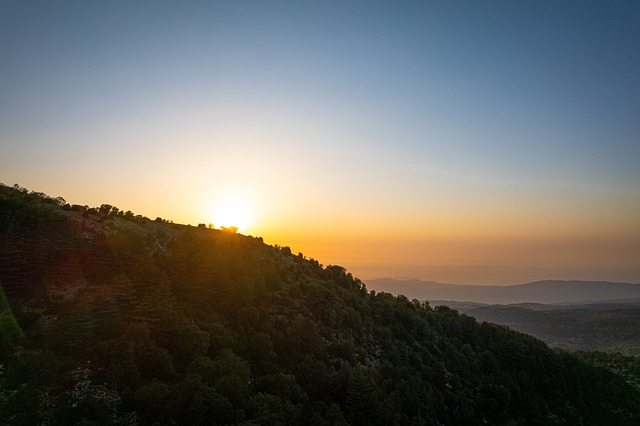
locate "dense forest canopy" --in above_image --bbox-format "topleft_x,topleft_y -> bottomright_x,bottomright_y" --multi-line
1,183 -> 639,425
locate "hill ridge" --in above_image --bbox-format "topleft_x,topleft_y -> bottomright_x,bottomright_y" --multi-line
366,278 -> 640,305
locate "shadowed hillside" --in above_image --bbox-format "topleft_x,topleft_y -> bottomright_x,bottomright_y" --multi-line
434,301 -> 640,356
1,183 -> 639,425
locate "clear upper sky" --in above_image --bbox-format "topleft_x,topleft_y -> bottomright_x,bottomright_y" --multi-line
1,1 -> 639,284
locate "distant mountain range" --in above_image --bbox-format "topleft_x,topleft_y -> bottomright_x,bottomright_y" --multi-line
365,278 -> 640,305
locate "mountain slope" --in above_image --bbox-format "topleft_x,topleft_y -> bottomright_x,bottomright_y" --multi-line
1,184 -> 639,425
366,278 -> 640,304
439,301 -> 640,356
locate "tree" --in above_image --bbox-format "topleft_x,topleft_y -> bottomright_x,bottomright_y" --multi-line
99,204 -> 113,216
0,284 -> 24,350
343,367 -> 381,426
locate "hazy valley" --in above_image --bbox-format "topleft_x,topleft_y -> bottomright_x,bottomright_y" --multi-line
366,279 -> 640,355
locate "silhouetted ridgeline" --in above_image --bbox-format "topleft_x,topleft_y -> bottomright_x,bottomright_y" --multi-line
1,183 -> 639,425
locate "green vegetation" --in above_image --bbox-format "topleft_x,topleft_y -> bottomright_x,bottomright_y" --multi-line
459,303 -> 640,356
0,284 -> 24,351
575,351 -> 640,394
1,183 -> 639,425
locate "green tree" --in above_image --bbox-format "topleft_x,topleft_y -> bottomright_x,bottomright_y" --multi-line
0,284 -> 24,351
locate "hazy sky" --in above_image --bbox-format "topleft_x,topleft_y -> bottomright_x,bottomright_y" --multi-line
2,1 -> 639,284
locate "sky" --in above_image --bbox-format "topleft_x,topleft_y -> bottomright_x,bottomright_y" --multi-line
1,1 -> 639,285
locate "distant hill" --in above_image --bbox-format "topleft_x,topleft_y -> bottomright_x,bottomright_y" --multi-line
1,183 -> 639,425
366,278 -> 640,305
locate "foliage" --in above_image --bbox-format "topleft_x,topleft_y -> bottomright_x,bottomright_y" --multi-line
575,350 -> 640,393
462,302 -> 640,355
0,285 -> 24,351
1,183 -> 639,425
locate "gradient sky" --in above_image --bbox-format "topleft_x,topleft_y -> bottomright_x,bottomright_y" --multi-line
1,1 -> 639,284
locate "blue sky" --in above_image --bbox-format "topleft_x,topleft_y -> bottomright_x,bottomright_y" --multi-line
1,1 -> 639,283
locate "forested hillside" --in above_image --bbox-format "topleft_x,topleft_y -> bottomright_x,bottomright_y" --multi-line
455,302 -> 640,356
1,183 -> 639,425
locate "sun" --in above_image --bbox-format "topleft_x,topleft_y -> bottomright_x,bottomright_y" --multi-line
211,196 -> 253,232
